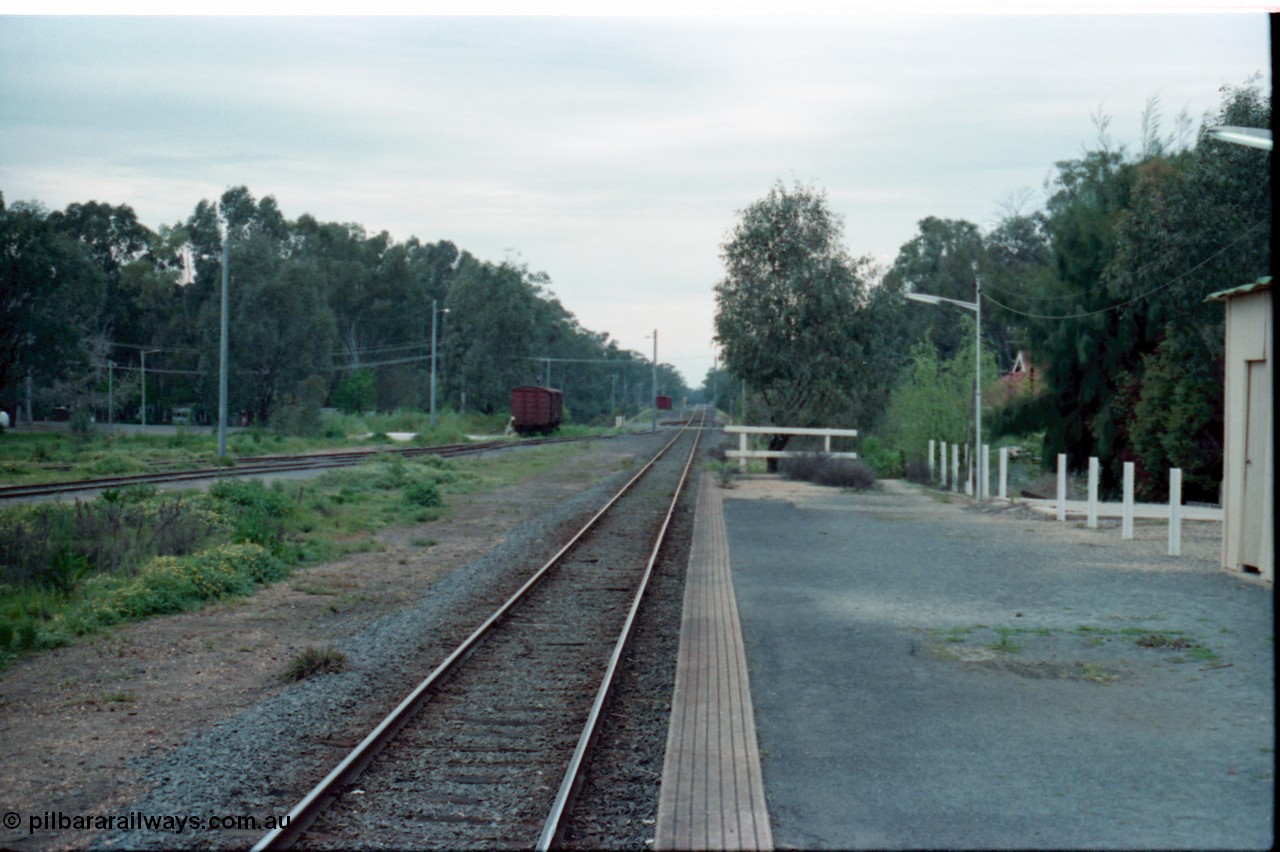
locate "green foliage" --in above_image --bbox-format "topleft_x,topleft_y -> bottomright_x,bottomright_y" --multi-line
715,181 -> 886,439
205,479 -> 292,554
983,83 -> 1269,494
0,497 -> 227,589
858,436 -> 904,479
882,330 -> 1000,461
332,370 -> 376,415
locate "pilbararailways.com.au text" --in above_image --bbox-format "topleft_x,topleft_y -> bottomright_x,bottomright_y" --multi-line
6,810 -> 290,835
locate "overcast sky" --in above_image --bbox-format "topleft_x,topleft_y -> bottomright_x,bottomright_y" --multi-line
0,5 -> 1270,386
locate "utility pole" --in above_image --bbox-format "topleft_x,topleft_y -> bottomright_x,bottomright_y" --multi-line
974,273 -> 983,500
218,239 -> 229,457
651,329 -> 658,434
430,300 -> 448,431
108,360 -> 115,433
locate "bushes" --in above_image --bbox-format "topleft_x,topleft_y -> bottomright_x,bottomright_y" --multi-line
0,497 -> 226,589
65,544 -> 285,634
780,454 -> 878,490
1,543 -> 287,653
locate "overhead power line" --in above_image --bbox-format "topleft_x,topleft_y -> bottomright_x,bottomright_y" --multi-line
982,219 -> 1268,320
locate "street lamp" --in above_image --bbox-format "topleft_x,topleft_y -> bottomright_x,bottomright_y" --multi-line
904,275 -> 984,500
1206,125 -> 1273,151
430,300 -> 449,431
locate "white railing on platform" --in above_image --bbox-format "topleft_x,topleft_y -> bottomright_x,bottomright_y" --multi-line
724,425 -> 859,472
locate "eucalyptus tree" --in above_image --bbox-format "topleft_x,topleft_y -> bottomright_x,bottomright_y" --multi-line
0,196 -> 106,411
714,181 -> 877,465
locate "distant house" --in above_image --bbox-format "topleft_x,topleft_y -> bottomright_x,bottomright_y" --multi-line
1207,277 -> 1272,583
999,350 -> 1039,402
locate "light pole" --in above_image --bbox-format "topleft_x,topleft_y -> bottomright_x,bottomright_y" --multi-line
218,239 -> 229,457
904,274 -> 984,500
430,300 -> 449,431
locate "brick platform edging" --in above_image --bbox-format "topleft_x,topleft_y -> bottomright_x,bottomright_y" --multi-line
655,473 -> 773,851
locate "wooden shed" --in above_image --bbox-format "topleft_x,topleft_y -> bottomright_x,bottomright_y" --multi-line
1208,277 -> 1272,582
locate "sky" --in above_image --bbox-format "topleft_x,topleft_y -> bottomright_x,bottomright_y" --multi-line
0,3 -> 1271,387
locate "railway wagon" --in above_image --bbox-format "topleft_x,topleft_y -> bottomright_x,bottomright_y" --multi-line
510,386 -> 563,436
656,395 -> 673,411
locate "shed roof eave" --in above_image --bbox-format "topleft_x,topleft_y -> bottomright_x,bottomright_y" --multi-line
1207,275 -> 1272,302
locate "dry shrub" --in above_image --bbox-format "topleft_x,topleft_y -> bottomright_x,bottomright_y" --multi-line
780,454 -> 878,490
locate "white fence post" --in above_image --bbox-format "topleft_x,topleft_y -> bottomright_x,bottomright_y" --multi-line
1056,454 -> 1067,522
998,447 -> 1008,500
952,444 -> 960,493
1122,461 -> 1135,540
739,431 -> 748,473
1168,468 -> 1182,557
1087,457 -> 1099,529
928,440 -> 935,483
940,442 -> 947,489
965,445 -> 972,496
981,444 -> 990,502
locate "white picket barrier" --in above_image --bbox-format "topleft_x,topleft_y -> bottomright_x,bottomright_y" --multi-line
1169,468 -> 1182,556
998,447 -> 1009,500
1122,462 -> 1135,540
951,444 -> 960,493
1087,457 -> 1099,529
928,439 -> 936,483
1056,454 -> 1067,522
940,441 -> 948,489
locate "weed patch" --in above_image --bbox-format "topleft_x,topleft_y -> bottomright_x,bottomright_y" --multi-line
281,645 -> 348,682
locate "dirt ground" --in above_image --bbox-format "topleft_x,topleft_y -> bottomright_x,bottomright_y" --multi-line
0,440 -> 641,850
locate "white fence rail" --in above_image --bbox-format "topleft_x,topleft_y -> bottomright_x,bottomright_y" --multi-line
724,426 -> 859,472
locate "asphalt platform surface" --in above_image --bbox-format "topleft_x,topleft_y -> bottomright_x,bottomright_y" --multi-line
723,478 -> 1274,851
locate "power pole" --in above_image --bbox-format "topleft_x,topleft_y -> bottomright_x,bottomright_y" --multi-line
218,240 -> 229,457
651,329 -> 658,434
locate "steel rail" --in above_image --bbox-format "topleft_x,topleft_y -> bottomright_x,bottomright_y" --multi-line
536,407 -> 707,850
0,434 -> 609,501
251,425 -> 691,851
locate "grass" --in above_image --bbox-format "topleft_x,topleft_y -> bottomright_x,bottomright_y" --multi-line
280,645 -> 348,682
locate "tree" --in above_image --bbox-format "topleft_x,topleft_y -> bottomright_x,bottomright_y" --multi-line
714,181 -> 875,465
0,197 -> 106,410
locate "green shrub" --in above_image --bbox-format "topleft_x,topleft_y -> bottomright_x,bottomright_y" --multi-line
403,479 -> 442,508
206,480 -> 291,552
858,436 -> 905,478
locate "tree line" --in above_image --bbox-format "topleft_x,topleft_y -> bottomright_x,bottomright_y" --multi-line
712,80 -> 1269,498
0,186 -> 688,431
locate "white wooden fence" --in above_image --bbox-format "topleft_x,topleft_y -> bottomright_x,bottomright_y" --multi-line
927,438 -> 1214,557
725,426 -> 859,472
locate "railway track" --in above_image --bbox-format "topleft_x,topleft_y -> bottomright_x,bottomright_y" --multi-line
252,410 -> 707,850
0,435 -> 604,502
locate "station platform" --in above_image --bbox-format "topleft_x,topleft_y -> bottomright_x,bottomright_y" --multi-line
655,474 -> 1272,851
654,473 -> 773,851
